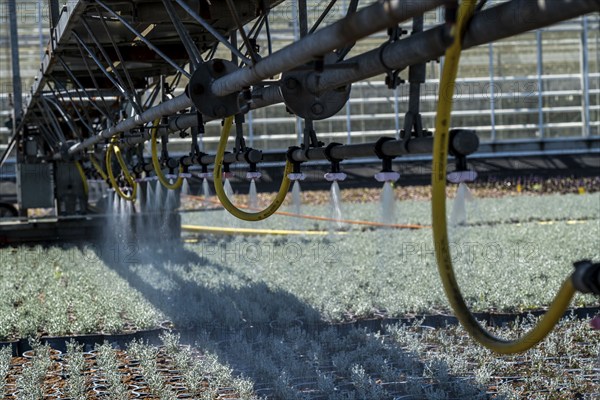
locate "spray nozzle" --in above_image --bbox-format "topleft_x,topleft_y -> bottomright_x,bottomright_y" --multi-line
373,137 -> 399,182
374,172 -> 400,183
246,164 -> 262,181
222,161 -> 234,179
323,142 -> 345,181
286,146 -> 306,181
246,159 -> 261,180
447,155 -> 477,183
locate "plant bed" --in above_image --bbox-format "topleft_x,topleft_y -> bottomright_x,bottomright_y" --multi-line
0,335 -> 258,400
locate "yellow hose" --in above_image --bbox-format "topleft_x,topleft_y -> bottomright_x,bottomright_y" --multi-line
151,118 -> 184,190
431,0 -> 575,353
90,155 -> 108,181
75,161 -> 89,196
106,139 -> 137,202
214,116 -> 292,221
182,224 -> 339,236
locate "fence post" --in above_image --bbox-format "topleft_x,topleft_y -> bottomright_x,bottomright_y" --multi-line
536,29 -> 544,138
488,42 -> 496,141
579,15 -> 591,137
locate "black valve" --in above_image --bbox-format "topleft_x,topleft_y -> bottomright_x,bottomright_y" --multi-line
572,260 -> 600,296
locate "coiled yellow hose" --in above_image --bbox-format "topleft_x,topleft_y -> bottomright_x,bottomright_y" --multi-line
151,119 -> 184,190
106,138 -> 137,202
214,116 -> 292,221
431,0 -> 576,353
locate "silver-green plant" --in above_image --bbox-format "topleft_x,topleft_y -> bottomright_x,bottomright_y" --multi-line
65,340 -> 86,400
96,342 -> 129,400
129,339 -> 178,400
0,346 -> 12,398
16,339 -> 51,400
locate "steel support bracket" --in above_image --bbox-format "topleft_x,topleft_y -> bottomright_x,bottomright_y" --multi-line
281,53 -> 351,120
188,59 -> 241,119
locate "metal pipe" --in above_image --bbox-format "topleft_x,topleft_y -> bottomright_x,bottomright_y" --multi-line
306,25 -> 452,94
307,0 -> 600,94
167,85 -> 283,133
286,129 -> 478,163
171,130 -> 479,166
68,94 -> 193,154
210,0 -> 448,97
181,148 -> 263,167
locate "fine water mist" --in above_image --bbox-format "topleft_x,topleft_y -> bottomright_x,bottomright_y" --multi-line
330,181 -> 344,231
224,178 -> 234,200
202,178 -> 212,207
248,179 -> 258,209
292,181 -> 302,216
380,181 -> 396,226
450,182 -> 473,226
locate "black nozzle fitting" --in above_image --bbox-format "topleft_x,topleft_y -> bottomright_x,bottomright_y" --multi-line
374,137 -> 396,172
573,260 -> 600,295
324,142 -> 343,173
166,157 -> 179,171
287,146 -> 303,173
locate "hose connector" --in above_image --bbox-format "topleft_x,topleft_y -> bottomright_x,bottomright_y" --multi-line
324,142 -> 346,181
572,260 -> 600,295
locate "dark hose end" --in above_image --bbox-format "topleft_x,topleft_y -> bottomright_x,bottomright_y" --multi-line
245,148 -> 263,165
450,129 -> 479,157
573,260 -> 600,296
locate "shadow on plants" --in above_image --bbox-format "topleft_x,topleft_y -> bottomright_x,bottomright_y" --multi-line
94,234 -> 492,399
94,232 -> 322,333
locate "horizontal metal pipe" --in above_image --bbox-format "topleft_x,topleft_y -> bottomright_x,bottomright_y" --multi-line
463,0 -> 600,48
168,86 -> 284,133
119,86 -> 284,147
288,130 -> 477,163
307,25 -> 452,93
180,149 -> 263,166
210,0 -> 449,97
68,94 -> 193,154
168,0 -> 599,133
308,0 -> 600,93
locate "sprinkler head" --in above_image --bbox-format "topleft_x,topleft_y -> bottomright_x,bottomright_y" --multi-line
197,172 -> 212,179
447,170 -> 477,184
288,172 -> 306,181
374,171 -> 400,183
324,172 -> 347,182
246,171 -> 262,180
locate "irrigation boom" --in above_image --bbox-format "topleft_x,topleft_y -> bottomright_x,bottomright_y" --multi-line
0,0 -> 598,354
